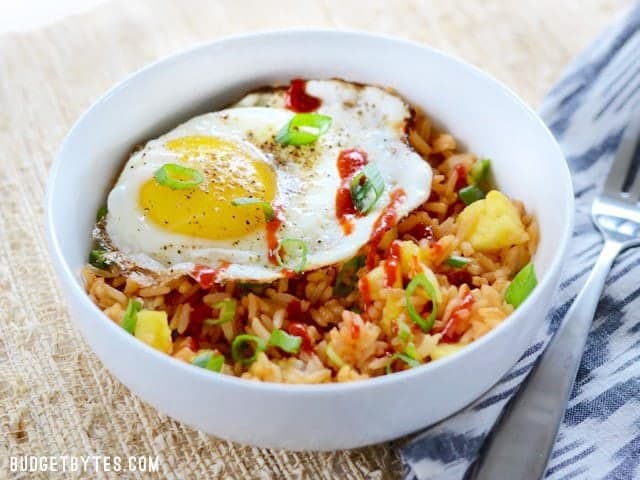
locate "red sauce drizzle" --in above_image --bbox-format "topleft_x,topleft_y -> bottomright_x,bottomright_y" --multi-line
384,240 -> 402,287
359,276 -> 372,310
335,148 -> 369,235
191,261 -> 230,289
350,322 -> 361,340
454,163 -> 468,190
366,188 -> 407,268
441,291 -> 474,343
285,78 -> 322,112
287,322 -> 313,352
266,207 -> 284,265
285,299 -> 312,324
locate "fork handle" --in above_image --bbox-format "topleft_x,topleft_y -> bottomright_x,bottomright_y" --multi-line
468,240 -> 623,480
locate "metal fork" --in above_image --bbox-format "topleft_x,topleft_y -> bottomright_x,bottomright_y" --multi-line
468,112 -> 640,480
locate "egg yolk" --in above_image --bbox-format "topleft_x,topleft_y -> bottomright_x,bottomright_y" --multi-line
139,136 -> 277,240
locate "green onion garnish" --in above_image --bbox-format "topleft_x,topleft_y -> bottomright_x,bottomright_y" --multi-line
326,344 -> 345,368
445,255 -> 472,268
89,249 -> 110,269
385,352 -> 420,374
404,342 -> 418,359
268,329 -> 302,354
275,113 -> 332,146
458,185 -> 486,205
405,273 -> 439,332
231,198 -> 275,222
231,334 -> 267,365
333,255 -> 366,297
191,350 -> 225,372
154,163 -> 204,190
350,164 -> 385,214
275,238 -> 308,272
467,158 -> 491,186
505,262 -> 537,308
397,317 -> 412,341
96,205 -> 108,222
205,299 -> 237,326
122,299 -> 142,334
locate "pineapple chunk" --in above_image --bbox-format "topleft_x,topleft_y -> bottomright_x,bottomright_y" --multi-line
361,265 -> 386,301
457,190 -> 529,252
398,241 -> 421,276
381,289 -> 406,336
431,343 -> 465,361
134,310 -> 173,354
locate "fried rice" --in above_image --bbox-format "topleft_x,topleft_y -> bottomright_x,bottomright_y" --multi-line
83,109 -> 539,384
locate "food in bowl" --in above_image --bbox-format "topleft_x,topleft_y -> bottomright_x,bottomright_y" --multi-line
84,78 -> 539,383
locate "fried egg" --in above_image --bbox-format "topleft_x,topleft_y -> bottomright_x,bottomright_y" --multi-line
101,80 -> 432,282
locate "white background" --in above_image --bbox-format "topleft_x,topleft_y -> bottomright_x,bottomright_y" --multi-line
0,0 -> 104,33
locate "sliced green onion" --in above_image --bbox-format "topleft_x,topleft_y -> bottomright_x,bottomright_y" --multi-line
154,163 -> 204,190
275,113 -> 332,145
505,262 -> 537,308
404,342 -> 418,360
96,205 -> 108,222
467,158 -> 491,186
231,334 -> 267,365
405,273 -> 439,332
231,198 -> 275,222
333,255 -> 366,297
326,344 -> 345,368
458,185 -> 486,205
191,350 -> 225,372
122,299 -> 142,334
385,352 -> 420,374
89,249 -> 110,269
350,164 -> 385,214
205,299 -> 237,326
268,329 -> 302,354
275,238 -> 308,272
446,255 -> 472,268
397,317 -> 412,341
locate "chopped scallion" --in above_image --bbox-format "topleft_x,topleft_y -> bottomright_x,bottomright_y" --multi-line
154,163 -> 204,190
325,344 -> 345,368
96,205 -> 108,222
333,255 -> 366,297
458,185 -> 486,205
350,164 -> 385,214
467,158 -> 491,186
122,299 -> 142,334
445,255 -> 472,268
205,299 -> 237,326
231,334 -> 267,365
405,273 -> 439,332
275,238 -> 308,273
397,317 -> 412,341
89,249 -> 110,269
268,328 -> 302,354
275,113 -> 332,146
231,198 -> 275,222
505,262 -> 537,308
385,352 -> 420,374
191,350 -> 225,372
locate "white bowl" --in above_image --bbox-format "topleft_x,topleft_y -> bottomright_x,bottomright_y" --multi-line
46,30 -> 573,451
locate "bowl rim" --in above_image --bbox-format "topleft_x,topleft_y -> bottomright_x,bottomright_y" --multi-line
45,28 -> 574,394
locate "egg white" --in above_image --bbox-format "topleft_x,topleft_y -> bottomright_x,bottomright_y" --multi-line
102,80 -> 432,282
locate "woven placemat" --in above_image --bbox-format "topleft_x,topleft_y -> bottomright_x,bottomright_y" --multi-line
0,0 -> 631,478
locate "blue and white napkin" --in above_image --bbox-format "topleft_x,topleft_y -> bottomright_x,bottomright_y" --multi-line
401,5 -> 640,479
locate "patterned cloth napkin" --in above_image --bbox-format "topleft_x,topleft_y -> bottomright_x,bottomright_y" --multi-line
401,5 -> 640,480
